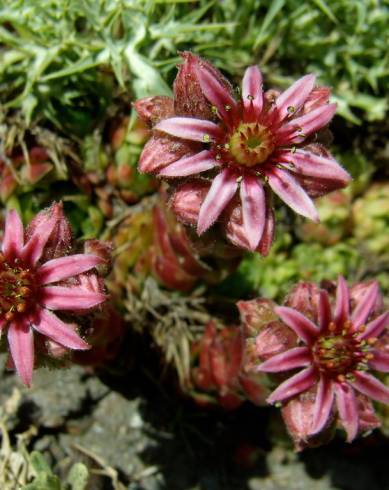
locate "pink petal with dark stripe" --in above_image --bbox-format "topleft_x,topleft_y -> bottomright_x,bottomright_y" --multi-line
8,320 -> 34,387
240,175 -> 266,250
277,104 -> 337,144
197,169 -> 238,235
257,346 -> 311,373
196,65 -> 238,124
242,66 -> 263,121
369,350 -> 389,373
281,149 -> 351,185
33,308 -> 89,350
2,209 -> 24,257
350,371 -> 389,404
311,377 -> 335,434
334,276 -> 350,325
155,117 -> 222,142
271,74 -> 316,124
275,306 -> 318,344
138,135 -> 195,174
359,311 -> 389,340
37,254 -> 103,285
21,212 -> 58,266
351,281 -> 379,329
256,194 -> 275,256
335,382 -> 359,442
159,150 -> 217,177
41,286 -> 105,310
267,366 -> 316,404
318,290 -> 332,331
266,168 -> 319,222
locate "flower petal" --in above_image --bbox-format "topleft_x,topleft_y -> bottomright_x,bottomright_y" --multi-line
257,192 -> 275,256
8,320 -> 34,387
37,254 -> 103,285
240,175 -> 266,250
155,117 -> 222,142
41,286 -> 105,310
33,308 -> 89,350
266,167 -> 319,222
351,281 -> 379,329
318,290 -> 332,332
350,371 -> 389,404
159,150 -> 217,177
272,74 -> 316,124
282,149 -> 351,186
2,209 -> 24,258
257,347 -> 311,372
267,366 -> 316,404
334,276 -> 349,325
369,350 -> 389,373
138,135 -> 196,174
359,311 -> 389,341
277,104 -> 337,144
242,66 -> 263,121
197,169 -> 238,235
275,306 -> 319,344
335,382 -> 359,442
196,65 -> 238,124
311,377 -> 335,434
21,211 -> 58,266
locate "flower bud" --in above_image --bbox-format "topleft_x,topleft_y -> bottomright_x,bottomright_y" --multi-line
133,96 -> 174,127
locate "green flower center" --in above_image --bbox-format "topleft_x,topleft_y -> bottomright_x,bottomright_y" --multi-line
228,122 -> 274,167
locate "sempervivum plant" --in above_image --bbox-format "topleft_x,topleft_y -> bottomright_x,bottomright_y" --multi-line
190,321 -> 268,410
239,278 -> 389,449
135,52 -> 351,253
0,203 -> 107,386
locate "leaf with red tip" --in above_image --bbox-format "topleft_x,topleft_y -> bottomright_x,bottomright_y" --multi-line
335,382 -> 359,442
33,309 -> 89,350
8,320 -> 34,387
2,209 -> 24,258
159,150 -> 217,177
271,74 -> 316,124
242,66 -> 263,121
41,286 -> 105,310
267,366 -> 316,404
240,175 -> 266,250
351,281 -> 379,329
334,276 -> 350,325
350,372 -> 389,404
257,347 -> 311,373
311,377 -> 335,434
37,254 -> 103,285
155,117 -> 222,142
274,306 -> 319,344
197,169 -> 238,235
267,168 -> 319,222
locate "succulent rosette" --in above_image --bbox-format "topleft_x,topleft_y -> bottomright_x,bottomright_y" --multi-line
0,203 -> 106,386
191,321 -> 268,410
240,278 -> 389,448
135,52 -> 351,253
